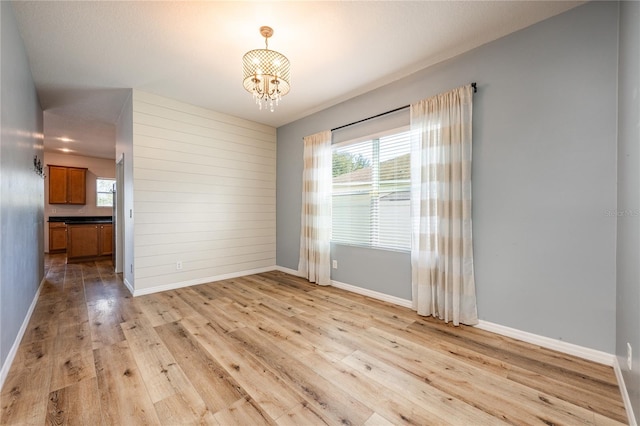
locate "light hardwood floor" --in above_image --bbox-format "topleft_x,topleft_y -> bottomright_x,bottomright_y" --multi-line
1,254 -> 628,425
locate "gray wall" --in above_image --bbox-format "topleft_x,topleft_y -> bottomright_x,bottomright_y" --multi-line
0,2 -> 44,376
616,0 -> 639,420
277,1 -> 619,352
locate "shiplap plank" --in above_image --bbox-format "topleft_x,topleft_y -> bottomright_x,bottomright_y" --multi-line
133,169 -> 275,189
135,236 -> 275,256
133,90 -> 276,136
136,253 -> 275,282
134,221 -> 274,235
131,92 -> 275,312
133,109 -> 275,143
134,123 -> 276,157
134,145 -> 275,172
134,202 -> 275,214
134,259 -> 275,288
135,228 -> 275,247
135,244 -> 275,268
133,185 -> 275,200
135,195 -> 275,209
133,157 -> 274,180
135,135 -> 276,165
133,211 -> 275,225
133,110 -> 275,146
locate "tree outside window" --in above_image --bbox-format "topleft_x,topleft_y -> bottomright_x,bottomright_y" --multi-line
96,178 -> 115,207
332,128 -> 411,251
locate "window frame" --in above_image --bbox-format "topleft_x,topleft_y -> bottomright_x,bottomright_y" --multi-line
331,125 -> 411,252
96,177 -> 116,208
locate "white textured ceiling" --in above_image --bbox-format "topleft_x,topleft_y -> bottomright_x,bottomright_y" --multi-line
12,1 -> 583,159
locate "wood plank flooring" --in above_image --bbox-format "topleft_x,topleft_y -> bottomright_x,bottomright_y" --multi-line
1,254 -> 628,425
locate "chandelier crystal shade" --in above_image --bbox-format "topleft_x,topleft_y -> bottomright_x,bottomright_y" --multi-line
242,26 -> 290,112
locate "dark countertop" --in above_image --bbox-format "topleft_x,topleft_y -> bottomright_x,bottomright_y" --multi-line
49,216 -> 112,224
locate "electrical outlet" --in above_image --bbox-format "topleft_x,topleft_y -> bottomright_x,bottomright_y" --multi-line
332,260 -> 338,269
627,343 -> 633,370
176,261 -> 183,270
51,208 -> 56,213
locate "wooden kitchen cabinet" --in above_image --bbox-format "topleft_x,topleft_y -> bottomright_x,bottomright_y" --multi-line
67,224 -> 100,260
48,167 -> 68,204
99,224 -> 113,256
66,222 -> 113,263
49,165 -> 87,205
49,222 -> 67,253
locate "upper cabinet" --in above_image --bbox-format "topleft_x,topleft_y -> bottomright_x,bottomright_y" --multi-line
49,165 -> 87,205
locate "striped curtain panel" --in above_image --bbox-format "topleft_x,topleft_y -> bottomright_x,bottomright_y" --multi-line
298,130 -> 332,286
410,84 -> 478,325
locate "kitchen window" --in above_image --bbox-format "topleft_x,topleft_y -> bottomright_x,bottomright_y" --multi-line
96,178 -> 115,207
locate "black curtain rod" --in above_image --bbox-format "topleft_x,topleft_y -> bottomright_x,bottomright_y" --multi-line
331,105 -> 409,132
331,82 -> 477,132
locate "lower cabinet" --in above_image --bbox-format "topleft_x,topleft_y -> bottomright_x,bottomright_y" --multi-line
49,222 -> 67,253
99,224 -> 113,256
67,223 -> 113,263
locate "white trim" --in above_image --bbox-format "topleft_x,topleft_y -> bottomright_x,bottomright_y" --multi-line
475,320 -> 616,366
0,276 -> 45,391
273,265 -> 305,278
330,279 -> 413,309
127,267 -> 637,424
132,266 -> 277,297
321,277 -> 619,368
613,355 -> 638,426
123,277 -> 134,295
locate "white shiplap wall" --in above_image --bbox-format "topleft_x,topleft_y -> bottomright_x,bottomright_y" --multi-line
132,91 -> 276,292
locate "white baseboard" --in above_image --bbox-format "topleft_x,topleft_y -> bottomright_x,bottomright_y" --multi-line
123,277 -> 134,295
323,279 -> 635,422
613,355 -> 638,426
273,265 -> 305,277
319,277 -> 618,369
304,276 -> 617,365
475,320 -> 615,366
132,266 -> 277,297
271,268 -> 412,307
128,266 -> 636,424
330,279 -> 413,309
0,276 -> 45,391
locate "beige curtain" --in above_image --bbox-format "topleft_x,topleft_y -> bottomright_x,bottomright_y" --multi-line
410,84 -> 478,325
298,130 -> 332,285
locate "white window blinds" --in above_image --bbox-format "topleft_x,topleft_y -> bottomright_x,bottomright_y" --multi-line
332,127 -> 411,251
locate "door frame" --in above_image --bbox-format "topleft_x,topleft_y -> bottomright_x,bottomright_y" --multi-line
114,153 -> 124,273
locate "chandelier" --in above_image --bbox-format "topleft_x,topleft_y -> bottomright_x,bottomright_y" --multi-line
242,26 -> 291,112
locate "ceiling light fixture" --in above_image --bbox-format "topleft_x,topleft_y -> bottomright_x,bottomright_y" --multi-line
242,26 -> 290,112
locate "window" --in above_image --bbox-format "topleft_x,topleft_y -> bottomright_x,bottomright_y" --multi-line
332,128 -> 411,251
96,178 -> 115,207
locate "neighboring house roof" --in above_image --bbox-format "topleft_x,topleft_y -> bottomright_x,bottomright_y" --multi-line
381,191 -> 410,201
334,153 -> 410,183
